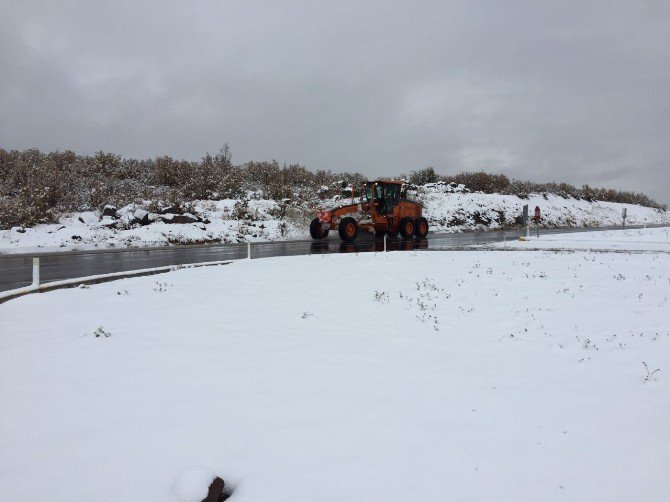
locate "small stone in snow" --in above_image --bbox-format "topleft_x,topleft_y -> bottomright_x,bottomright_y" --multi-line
101,205 -> 118,218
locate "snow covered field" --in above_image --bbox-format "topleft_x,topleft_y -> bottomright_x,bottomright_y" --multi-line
1,188 -> 668,254
1,243 -> 669,501
493,226 -> 670,252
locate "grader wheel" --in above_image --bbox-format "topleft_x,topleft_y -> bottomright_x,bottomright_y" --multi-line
415,217 -> 429,239
338,217 -> 359,242
399,217 -> 415,239
309,217 -> 329,239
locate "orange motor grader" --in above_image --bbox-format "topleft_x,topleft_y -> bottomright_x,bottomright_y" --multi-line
309,180 -> 429,242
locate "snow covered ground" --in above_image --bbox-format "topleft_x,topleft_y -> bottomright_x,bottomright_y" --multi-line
0,199 -> 306,255
1,241 -> 669,501
1,188 -> 668,254
491,226 -> 670,252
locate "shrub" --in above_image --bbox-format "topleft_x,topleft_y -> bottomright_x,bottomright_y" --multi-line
443,171 -> 510,194
409,167 -> 440,185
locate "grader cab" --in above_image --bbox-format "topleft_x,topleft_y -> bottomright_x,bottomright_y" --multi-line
309,180 -> 429,243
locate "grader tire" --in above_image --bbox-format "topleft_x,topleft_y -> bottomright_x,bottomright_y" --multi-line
399,217 -> 415,239
338,217 -> 359,242
415,217 -> 429,239
309,217 -> 329,239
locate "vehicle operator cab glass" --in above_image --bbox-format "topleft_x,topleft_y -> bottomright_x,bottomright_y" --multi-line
363,182 -> 401,215
383,184 -> 399,214
370,183 -> 385,214
364,185 -> 372,202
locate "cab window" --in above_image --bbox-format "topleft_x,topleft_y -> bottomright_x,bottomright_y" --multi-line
384,184 -> 399,203
364,186 -> 372,201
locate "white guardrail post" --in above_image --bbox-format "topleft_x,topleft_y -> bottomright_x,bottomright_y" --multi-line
32,257 -> 40,287
247,241 -> 251,260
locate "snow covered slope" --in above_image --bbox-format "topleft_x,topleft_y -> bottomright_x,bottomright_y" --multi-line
0,188 -> 667,253
1,246 -> 669,501
417,186 -> 669,232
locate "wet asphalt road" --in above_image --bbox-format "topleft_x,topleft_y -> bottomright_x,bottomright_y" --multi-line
0,224 -> 666,292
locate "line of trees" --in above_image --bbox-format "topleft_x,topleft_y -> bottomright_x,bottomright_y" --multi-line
406,167 -> 666,209
0,147 -> 665,230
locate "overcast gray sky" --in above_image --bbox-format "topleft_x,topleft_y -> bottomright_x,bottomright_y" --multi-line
1,1 -> 669,203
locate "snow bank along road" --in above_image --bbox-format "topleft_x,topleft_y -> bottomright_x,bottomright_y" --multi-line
1,246 -> 669,501
1,224 -> 667,293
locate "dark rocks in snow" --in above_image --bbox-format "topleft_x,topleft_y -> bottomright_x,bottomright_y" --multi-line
203,477 -> 231,502
160,206 -> 182,215
78,211 -> 99,225
160,213 -> 199,224
119,213 -> 140,228
101,205 -> 118,218
71,235 -> 82,241
13,226 -> 26,233
98,217 -> 119,229
133,209 -> 150,225
91,204 -> 208,229
422,181 -> 469,193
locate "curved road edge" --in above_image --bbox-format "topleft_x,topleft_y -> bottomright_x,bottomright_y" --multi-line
0,260 -> 233,305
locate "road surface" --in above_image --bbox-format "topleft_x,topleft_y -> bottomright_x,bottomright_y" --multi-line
0,225 -> 665,292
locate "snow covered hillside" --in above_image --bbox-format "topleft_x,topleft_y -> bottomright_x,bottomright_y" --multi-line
1,246 -> 669,501
0,186 -> 668,254
417,184 -> 669,232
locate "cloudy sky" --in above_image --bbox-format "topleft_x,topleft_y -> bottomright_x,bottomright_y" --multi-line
1,1 -> 669,202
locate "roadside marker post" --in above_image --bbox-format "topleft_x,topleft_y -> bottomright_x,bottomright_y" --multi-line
523,205 -> 529,238
622,207 -> 627,228
247,242 -> 251,260
384,234 -> 387,252
32,257 -> 40,287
